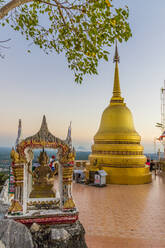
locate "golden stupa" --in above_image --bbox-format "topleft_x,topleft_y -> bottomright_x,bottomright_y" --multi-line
88,44 -> 152,184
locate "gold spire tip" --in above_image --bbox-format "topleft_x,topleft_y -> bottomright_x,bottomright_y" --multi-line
113,40 -> 120,63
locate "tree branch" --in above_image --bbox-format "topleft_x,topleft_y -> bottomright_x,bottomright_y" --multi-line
0,38 -> 11,43
0,0 -> 32,19
0,0 -> 85,20
54,0 -> 66,25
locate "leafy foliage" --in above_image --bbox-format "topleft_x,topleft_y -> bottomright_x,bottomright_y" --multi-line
1,0 -> 132,83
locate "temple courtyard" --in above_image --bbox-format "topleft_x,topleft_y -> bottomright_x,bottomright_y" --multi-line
72,173 -> 165,248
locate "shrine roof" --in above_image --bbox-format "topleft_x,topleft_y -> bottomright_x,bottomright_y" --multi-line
23,115 -> 66,145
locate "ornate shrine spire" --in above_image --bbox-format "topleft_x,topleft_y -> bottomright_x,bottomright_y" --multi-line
23,115 -> 61,144
40,115 -> 48,132
15,119 -> 23,147
65,121 -> 72,148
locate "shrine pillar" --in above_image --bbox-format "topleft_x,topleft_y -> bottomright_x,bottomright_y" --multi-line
58,162 -> 63,209
23,164 -> 28,214
27,163 -> 32,197
61,164 -> 75,211
8,162 -> 24,214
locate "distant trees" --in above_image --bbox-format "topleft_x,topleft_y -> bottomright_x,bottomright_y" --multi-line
0,0 -> 132,83
0,172 -> 8,191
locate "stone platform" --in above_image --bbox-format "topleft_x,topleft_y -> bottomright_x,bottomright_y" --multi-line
6,209 -> 79,226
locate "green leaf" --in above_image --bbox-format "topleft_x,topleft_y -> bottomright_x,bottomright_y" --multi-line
2,0 -> 132,84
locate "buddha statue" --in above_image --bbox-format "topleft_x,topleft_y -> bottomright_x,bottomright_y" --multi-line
29,149 -> 56,198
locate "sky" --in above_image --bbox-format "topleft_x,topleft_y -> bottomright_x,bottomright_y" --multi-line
0,0 -> 165,152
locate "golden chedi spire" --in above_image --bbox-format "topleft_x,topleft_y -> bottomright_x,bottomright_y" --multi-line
112,41 -> 121,97
88,42 -> 152,185
112,61 -> 121,98
110,41 -> 124,105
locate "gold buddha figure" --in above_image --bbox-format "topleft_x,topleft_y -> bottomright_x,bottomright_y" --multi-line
29,149 -> 56,198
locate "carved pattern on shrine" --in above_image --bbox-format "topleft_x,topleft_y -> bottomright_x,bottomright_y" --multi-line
7,116 -> 77,226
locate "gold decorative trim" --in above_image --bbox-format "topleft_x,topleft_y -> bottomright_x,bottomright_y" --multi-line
95,141 -> 140,145
92,150 -> 143,155
110,99 -> 123,103
63,198 -> 75,209
98,164 -> 145,168
8,200 -> 23,213
28,200 -> 60,207
12,164 -> 24,183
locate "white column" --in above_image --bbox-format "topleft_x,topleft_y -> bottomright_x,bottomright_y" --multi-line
27,162 -> 32,197
23,164 -> 27,215
58,163 -> 63,209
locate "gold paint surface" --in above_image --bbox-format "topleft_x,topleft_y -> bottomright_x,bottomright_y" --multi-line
29,150 -> 56,198
8,200 -> 23,213
88,59 -> 151,184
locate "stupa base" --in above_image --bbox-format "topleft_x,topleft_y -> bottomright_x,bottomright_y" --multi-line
103,166 -> 152,185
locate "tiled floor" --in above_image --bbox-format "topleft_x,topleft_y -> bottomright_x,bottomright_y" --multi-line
72,173 -> 165,248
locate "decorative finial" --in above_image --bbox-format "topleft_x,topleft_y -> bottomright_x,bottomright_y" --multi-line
40,115 -> 48,131
113,40 -> 120,63
110,40 -> 125,105
38,149 -> 49,165
66,121 -> 72,148
43,115 -> 46,125
15,119 -> 22,147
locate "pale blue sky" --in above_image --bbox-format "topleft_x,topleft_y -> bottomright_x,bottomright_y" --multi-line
0,0 -> 165,152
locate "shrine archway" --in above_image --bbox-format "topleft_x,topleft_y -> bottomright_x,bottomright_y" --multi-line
10,116 -> 76,217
